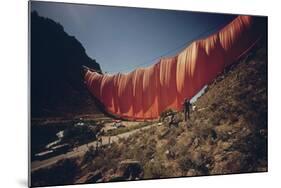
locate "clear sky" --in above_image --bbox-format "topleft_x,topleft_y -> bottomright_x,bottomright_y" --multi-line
31,1 -> 236,74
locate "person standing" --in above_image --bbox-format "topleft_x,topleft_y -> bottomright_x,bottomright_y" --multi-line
183,98 -> 191,121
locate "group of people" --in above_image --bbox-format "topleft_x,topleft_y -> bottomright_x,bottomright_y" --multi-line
167,98 -> 191,128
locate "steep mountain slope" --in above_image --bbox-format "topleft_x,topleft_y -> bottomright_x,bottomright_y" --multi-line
87,38 -> 268,179
31,36 -> 267,187
31,11 -> 102,117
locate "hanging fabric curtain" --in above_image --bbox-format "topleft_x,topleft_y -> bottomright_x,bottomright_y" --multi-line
84,16 -> 266,120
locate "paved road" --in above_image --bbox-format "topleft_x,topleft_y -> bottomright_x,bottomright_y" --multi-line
31,123 -> 157,172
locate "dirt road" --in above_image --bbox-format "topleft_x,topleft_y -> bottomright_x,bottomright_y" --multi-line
31,123 -> 157,172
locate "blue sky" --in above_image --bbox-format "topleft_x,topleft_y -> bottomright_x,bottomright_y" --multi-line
31,1 -> 236,74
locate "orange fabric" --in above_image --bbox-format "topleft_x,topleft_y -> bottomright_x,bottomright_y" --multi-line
84,16 -> 265,120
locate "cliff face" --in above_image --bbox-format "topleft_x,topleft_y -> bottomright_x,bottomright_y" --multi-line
31,11 -> 102,117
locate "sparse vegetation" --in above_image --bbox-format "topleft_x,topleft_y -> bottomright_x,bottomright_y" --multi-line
82,146 -> 96,165
143,160 -> 168,178
104,121 -> 154,136
31,39 -> 267,186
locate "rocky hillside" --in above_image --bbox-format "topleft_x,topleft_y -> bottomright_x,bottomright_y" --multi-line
31,11 -> 102,118
98,39 -> 268,179
85,38 -> 267,180
31,37 -> 267,186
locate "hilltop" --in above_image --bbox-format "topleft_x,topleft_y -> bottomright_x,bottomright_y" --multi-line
31,11 -> 102,118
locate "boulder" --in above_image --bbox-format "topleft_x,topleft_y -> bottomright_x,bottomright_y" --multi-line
116,160 -> 143,180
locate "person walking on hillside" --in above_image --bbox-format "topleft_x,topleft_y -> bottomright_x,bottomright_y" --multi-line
183,98 -> 191,121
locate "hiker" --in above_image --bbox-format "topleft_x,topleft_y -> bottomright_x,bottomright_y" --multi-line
182,98 -> 191,121
168,113 -> 175,128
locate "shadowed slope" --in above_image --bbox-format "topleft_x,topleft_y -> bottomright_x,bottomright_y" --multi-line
31,11 -> 102,117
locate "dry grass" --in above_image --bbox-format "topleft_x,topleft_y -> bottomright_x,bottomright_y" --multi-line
32,39 -> 267,186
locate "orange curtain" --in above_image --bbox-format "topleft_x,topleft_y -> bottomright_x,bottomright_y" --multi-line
84,16 -> 265,120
